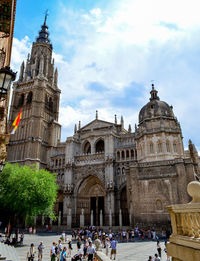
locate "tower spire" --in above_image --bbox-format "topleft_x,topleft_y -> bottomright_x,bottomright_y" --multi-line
36,12 -> 50,44
150,83 -> 159,101
44,10 -> 49,26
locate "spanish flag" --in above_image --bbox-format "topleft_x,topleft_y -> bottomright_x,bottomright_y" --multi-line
10,109 -> 22,134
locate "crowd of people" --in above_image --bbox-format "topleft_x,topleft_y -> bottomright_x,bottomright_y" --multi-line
71,226 -> 169,243
0,225 -> 171,260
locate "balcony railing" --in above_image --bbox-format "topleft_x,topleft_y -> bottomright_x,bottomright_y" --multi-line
167,181 -> 200,261
74,152 -> 105,165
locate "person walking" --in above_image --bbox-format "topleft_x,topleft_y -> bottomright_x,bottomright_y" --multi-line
110,237 -> 117,260
60,246 -> 67,261
27,243 -> 36,261
105,237 -> 110,256
77,238 -> 81,251
38,241 -> 45,261
57,240 -> 63,261
147,256 -> 153,261
157,240 -> 162,258
68,240 -> 73,257
50,242 -> 57,261
87,241 -> 95,261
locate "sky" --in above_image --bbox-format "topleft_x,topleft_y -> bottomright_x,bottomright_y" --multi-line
11,0 -> 200,151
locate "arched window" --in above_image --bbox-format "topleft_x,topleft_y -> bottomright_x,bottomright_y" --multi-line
150,143 -> 154,154
166,141 -> 170,152
59,159 -> 61,166
117,151 -> 120,160
173,142 -> 177,153
126,150 -> 129,158
56,159 -> 58,166
131,149 -> 134,159
122,167 -> 125,175
84,141 -> 91,154
117,168 -> 120,175
157,141 -> 162,153
27,91 -> 33,104
49,97 -> 53,112
18,94 -> 24,107
121,151 -> 125,160
135,150 -> 137,159
95,139 -> 104,153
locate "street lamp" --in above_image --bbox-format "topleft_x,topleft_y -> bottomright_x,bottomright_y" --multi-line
0,66 -> 16,99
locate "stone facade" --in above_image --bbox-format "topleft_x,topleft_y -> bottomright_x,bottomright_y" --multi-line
7,21 -> 200,229
7,17 -> 61,169
0,0 -> 17,163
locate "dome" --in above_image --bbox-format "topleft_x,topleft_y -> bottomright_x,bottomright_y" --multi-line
139,85 -> 174,124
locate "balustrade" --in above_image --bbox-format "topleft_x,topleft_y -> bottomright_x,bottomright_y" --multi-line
167,181 -> 200,261
75,152 -> 105,164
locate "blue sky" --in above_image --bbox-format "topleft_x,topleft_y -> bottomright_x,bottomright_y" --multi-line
12,0 -> 200,151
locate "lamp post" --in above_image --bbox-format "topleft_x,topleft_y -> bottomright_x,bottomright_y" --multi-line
0,66 -> 16,172
0,66 -> 16,99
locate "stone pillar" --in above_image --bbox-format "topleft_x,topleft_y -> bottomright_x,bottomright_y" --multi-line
91,210 -> 94,226
42,216 -> 44,226
58,211 -> 61,226
119,209 -> 122,228
129,213 -> 132,226
109,209 -> 112,227
100,210 -> 103,227
67,208 -> 72,228
80,208 -> 84,227
45,56 -> 49,78
39,55 -> 44,77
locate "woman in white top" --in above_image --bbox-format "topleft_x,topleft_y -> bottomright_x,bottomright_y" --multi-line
27,243 -> 36,261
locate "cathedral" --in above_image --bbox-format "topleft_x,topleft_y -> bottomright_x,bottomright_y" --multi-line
7,18 -> 200,229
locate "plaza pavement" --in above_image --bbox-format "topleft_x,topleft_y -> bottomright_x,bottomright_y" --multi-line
14,233 -> 168,261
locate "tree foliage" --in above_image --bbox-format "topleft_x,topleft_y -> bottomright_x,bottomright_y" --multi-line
0,163 -> 58,221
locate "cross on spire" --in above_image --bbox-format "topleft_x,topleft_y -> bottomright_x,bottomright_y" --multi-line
44,9 -> 49,25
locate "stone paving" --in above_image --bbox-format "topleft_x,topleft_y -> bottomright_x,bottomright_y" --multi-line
13,233 -> 169,261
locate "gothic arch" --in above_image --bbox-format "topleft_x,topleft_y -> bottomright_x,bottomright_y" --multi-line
18,94 -> 24,107
74,173 -> 105,196
75,175 -> 106,226
149,142 -> 154,154
95,138 -> 104,153
157,140 -> 163,153
82,140 -> 91,154
77,175 -> 105,197
49,97 -> 53,112
26,91 -> 33,104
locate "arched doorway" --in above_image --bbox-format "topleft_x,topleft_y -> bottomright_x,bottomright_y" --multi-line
120,186 -> 129,226
77,176 -> 105,226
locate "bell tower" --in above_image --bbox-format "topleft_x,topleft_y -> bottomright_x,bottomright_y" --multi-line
7,15 -> 61,168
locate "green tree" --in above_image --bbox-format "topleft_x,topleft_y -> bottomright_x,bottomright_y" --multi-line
0,163 -> 58,224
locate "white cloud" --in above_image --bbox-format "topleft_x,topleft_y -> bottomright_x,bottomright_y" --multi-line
11,0 -> 200,149
11,36 -> 31,71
